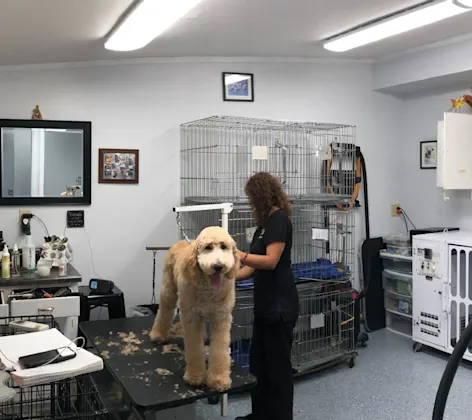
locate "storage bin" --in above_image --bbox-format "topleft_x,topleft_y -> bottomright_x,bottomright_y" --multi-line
386,312 -> 412,337
384,291 -> 412,316
380,252 -> 412,274
382,270 -> 412,297
383,234 -> 412,256
383,233 -> 411,246
385,244 -> 412,257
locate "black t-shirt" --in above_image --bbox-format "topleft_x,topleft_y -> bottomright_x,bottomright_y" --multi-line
250,209 -> 300,324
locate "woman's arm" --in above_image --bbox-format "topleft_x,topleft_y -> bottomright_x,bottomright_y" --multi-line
236,265 -> 255,281
238,242 -> 285,271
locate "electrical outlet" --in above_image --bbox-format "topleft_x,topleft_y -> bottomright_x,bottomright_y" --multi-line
19,208 -> 32,222
391,204 -> 400,217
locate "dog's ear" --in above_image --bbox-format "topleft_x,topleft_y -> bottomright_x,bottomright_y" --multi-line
227,240 -> 241,279
183,242 -> 199,279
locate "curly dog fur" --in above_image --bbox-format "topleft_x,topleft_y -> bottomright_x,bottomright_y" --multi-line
150,226 -> 240,392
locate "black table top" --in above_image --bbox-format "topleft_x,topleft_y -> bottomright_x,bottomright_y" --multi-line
80,316 -> 255,411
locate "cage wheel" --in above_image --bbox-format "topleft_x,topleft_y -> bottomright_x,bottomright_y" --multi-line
208,395 -> 220,405
413,342 -> 422,353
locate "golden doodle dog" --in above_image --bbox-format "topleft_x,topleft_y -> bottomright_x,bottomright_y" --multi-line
150,226 -> 240,392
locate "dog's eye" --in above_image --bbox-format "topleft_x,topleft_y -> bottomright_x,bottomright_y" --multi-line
220,243 -> 227,250
205,245 -> 213,251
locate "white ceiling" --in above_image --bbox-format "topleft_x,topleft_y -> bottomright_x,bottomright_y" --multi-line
2,0 -> 472,66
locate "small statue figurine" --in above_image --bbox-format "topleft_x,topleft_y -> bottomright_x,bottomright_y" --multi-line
31,105 -> 43,120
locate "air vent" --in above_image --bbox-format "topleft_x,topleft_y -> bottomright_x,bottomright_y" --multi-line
421,328 -> 439,337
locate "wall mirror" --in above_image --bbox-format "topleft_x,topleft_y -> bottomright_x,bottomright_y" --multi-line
0,119 -> 91,205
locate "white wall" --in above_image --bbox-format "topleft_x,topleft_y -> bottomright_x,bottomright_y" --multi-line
399,89 -> 472,231
0,59 -> 404,305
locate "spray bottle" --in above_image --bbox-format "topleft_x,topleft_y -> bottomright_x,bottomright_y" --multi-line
2,245 -> 10,279
11,244 -> 20,277
22,235 -> 36,270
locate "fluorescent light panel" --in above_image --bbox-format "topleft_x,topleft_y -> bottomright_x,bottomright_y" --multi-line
105,0 -> 205,51
454,0 -> 472,7
324,0 -> 471,52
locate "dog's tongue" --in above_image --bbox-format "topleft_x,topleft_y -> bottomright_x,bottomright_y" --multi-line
211,273 -> 222,290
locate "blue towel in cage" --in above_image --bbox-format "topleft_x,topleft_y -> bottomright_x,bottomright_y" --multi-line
236,278 -> 254,289
292,259 -> 346,280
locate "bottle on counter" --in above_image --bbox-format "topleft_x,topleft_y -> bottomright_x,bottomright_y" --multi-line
2,245 -> 10,279
58,256 -> 68,277
22,235 -> 36,270
11,244 -> 20,276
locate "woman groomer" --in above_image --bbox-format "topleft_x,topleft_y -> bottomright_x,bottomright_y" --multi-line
236,172 -> 300,420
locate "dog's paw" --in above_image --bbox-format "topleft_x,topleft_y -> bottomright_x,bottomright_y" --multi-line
207,373 -> 231,392
183,369 -> 206,387
149,328 -> 168,343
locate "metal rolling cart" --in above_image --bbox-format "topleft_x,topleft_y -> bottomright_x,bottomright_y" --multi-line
0,315 -> 107,420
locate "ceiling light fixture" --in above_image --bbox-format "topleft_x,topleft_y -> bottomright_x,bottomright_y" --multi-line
453,0 -> 472,7
105,0 -> 206,52
323,0 -> 471,52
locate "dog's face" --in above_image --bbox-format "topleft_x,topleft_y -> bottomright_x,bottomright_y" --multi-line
192,226 -> 239,290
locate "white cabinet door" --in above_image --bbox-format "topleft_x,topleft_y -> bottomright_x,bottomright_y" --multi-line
443,112 -> 472,190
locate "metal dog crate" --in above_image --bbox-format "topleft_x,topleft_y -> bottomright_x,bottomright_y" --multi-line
0,315 -> 108,420
0,375 -> 108,420
231,281 -> 357,373
176,115 -> 359,375
180,115 -> 356,204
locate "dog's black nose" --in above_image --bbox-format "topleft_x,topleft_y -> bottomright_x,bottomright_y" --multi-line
213,264 -> 223,272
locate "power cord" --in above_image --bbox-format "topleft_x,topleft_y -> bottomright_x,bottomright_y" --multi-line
396,207 -> 417,230
32,215 -> 49,237
401,213 -> 409,234
62,225 -> 102,279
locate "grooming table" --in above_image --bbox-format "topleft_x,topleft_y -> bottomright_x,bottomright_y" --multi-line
80,316 -> 256,420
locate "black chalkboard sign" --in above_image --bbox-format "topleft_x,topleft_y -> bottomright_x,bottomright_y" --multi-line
67,210 -> 84,228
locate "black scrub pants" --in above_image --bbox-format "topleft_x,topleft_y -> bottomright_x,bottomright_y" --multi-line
249,318 -> 295,420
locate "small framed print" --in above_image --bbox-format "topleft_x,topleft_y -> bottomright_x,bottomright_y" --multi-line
222,72 -> 254,102
420,141 -> 437,170
99,149 -> 139,184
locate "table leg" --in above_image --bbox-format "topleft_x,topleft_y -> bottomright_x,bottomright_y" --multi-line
221,393 -> 228,416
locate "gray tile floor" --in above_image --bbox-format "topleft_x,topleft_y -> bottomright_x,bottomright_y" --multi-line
197,330 -> 472,420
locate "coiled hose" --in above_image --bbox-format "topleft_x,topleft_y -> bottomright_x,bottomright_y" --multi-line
432,320 -> 472,419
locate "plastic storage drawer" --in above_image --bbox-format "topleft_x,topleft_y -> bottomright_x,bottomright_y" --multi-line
382,234 -> 412,256
384,291 -> 412,316
386,312 -> 412,337
380,252 -> 412,274
382,270 -> 412,297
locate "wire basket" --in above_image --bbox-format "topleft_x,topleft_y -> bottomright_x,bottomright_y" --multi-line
0,375 -> 108,420
0,315 -> 108,420
0,315 -> 59,337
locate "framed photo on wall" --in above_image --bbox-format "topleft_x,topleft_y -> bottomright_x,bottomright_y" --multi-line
98,149 -> 139,184
420,141 -> 437,170
222,72 -> 254,102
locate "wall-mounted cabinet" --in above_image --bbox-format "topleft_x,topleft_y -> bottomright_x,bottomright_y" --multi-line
437,112 -> 472,196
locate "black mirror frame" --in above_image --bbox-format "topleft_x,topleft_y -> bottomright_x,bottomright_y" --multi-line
0,119 -> 92,206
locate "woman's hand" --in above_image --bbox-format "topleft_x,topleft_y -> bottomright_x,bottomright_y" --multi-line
238,250 -> 248,262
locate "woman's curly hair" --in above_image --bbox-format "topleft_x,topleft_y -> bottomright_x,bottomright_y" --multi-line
244,172 -> 292,227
